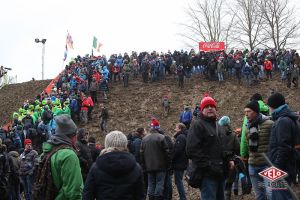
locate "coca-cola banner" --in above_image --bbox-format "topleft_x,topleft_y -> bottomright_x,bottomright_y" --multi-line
199,42 -> 225,51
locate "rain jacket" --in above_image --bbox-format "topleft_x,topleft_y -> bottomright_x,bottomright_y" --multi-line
42,134 -> 83,200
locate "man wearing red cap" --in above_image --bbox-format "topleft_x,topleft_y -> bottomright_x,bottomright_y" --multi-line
140,118 -> 171,200
19,139 -> 38,200
186,95 -> 233,200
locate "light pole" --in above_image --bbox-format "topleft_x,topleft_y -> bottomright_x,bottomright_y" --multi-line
35,38 -> 46,80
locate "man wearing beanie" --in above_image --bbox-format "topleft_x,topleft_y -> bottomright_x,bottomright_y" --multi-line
83,131 -> 145,200
20,138 -> 38,200
240,93 -> 269,194
140,120 -> 171,200
186,94 -> 233,200
33,114 -> 83,200
267,93 -> 298,199
244,101 -> 273,200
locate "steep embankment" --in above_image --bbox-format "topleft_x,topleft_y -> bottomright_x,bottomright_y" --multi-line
0,80 -> 51,126
1,75 -> 300,199
81,75 -> 300,200
83,75 -> 300,140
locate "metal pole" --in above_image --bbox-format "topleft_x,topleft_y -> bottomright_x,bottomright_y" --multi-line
42,43 -> 45,80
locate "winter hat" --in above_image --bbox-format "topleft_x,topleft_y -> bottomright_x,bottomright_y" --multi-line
24,139 -> 32,146
267,93 -> 285,109
218,116 -> 231,126
150,118 -> 160,129
104,131 -> 128,149
88,136 -> 96,143
250,93 -> 263,101
245,101 -> 260,114
200,94 -> 217,111
55,114 -> 78,136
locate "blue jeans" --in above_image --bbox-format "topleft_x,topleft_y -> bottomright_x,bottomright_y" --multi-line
174,170 -> 187,200
218,72 -> 224,81
21,175 -> 34,200
248,165 -> 268,200
148,171 -> 166,197
200,177 -> 225,200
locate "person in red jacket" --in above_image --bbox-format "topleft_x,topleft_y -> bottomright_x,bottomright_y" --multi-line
92,70 -> 101,83
86,93 -> 94,120
263,59 -> 273,80
80,94 -> 89,124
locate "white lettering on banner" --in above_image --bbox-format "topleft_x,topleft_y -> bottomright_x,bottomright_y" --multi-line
202,43 -> 221,49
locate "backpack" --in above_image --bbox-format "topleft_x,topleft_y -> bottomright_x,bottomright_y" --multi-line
32,144 -> 73,200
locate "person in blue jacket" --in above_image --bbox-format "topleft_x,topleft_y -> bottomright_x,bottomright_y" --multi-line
179,105 -> 193,129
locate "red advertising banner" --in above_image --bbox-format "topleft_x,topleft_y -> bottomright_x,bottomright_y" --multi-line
199,42 -> 225,51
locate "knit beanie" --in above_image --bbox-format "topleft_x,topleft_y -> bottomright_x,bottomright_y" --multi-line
218,116 -> 231,126
200,94 -> 217,111
24,139 -> 32,146
267,93 -> 285,109
55,114 -> 78,136
105,131 -> 128,149
250,93 -> 263,101
245,101 -> 260,114
150,118 -> 160,129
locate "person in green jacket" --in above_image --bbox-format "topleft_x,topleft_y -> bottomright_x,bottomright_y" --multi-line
41,114 -> 83,200
240,93 -> 269,159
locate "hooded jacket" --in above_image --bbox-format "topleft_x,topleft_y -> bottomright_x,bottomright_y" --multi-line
172,129 -> 188,170
268,105 -> 298,182
43,134 -> 83,200
83,151 -> 145,200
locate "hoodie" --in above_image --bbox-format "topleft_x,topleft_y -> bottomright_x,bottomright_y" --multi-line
43,134 -> 83,200
268,104 -> 298,181
83,151 -> 145,200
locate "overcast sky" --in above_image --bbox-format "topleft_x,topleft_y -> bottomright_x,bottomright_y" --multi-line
0,0 -> 298,82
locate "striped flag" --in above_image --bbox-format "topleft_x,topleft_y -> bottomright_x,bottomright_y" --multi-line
66,32 -> 74,49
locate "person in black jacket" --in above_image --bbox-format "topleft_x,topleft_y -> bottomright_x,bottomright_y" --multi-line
267,93 -> 297,199
83,131 -> 145,200
99,104 -> 108,133
186,95 -> 234,200
87,136 -> 101,163
140,118 -> 171,200
76,128 -> 93,182
172,123 -> 188,200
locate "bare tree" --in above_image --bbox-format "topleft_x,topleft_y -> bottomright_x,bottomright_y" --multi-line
260,0 -> 300,50
179,0 -> 235,48
231,0 -> 267,50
